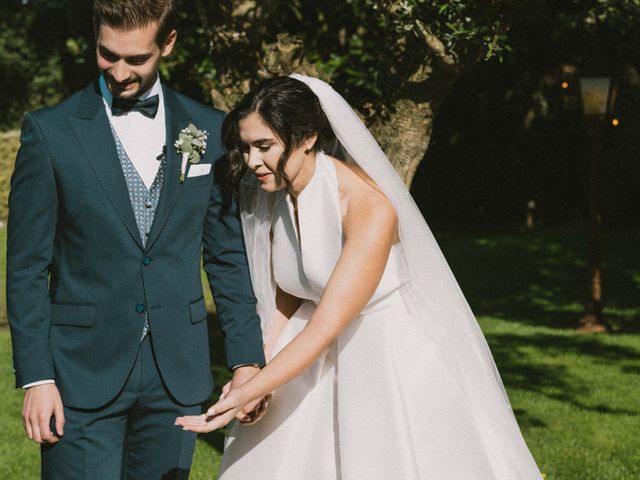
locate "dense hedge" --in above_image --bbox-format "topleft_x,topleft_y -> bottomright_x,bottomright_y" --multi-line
0,130 -> 19,221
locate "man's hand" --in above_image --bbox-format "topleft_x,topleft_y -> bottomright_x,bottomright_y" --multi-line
22,383 -> 65,444
230,365 -> 269,423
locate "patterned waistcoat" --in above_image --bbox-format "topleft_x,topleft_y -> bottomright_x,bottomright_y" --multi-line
110,125 -> 166,248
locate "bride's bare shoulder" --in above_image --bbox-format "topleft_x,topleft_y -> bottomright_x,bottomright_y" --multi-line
326,156 -> 379,198
330,156 -> 380,195
328,156 -> 397,235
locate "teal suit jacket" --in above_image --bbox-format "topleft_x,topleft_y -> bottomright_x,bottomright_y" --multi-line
6,80 -> 265,408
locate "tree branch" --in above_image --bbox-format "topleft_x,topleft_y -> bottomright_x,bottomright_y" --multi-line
414,20 -> 457,66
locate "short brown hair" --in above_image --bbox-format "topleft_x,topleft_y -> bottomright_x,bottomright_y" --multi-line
93,0 -> 176,45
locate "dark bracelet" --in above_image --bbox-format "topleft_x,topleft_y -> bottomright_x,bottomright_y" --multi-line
231,363 -> 263,371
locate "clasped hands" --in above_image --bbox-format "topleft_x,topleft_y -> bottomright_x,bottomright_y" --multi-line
175,365 -> 269,433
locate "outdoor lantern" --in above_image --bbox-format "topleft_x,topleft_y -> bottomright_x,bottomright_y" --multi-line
578,77 -> 614,116
576,76 -> 615,333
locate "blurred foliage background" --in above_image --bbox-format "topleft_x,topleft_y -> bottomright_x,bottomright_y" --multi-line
1,0 -> 639,230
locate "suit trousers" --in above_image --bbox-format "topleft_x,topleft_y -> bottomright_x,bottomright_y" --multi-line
41,334 -> 201,480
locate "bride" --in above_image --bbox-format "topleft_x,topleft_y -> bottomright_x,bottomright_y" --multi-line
176,75 -> 543,479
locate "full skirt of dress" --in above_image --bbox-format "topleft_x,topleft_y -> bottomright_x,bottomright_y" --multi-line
220,292 -> 540,480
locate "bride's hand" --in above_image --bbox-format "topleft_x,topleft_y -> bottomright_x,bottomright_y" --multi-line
220,381 -> 270,424
175,388 -> 247,433
229,365 -> 263,422
219,381 -> 231,401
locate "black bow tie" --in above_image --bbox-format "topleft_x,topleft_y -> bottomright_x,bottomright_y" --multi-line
111,95 -> 159,118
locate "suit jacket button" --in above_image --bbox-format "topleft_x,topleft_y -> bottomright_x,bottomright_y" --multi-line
135,304 -> 146,314
142,256 -> 151,266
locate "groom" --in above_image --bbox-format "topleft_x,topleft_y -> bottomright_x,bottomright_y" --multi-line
7,0 -> 265,478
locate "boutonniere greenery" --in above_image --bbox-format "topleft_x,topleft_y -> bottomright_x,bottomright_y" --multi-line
175,123 -> 208,183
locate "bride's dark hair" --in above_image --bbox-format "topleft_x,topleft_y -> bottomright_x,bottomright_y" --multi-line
222,76 -> 335,193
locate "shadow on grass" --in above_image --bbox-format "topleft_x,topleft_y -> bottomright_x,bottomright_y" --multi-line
437,226 -> 640,332
511,408 -> 548,428
486,328 -> 640,429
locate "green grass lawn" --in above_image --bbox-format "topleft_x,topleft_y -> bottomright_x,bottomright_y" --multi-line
1,225 -> 639,479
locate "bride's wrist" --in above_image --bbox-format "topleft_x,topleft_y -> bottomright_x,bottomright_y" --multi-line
235,384 -> 255,406
240,379 -> 269,407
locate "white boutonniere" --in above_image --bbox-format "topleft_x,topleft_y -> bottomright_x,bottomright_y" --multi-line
174,123 -> 208,183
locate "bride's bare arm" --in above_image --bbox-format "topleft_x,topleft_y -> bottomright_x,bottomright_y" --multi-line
176,185 -> 397,432
263,287 -> 302,362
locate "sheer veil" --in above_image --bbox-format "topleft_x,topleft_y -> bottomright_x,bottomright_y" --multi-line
240,74 -> 541,472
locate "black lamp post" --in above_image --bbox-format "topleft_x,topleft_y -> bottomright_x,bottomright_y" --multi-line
577,77 -> 615,333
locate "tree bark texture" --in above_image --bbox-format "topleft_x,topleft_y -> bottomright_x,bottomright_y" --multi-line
370,64 -> 459,187
371,98 -> 433,187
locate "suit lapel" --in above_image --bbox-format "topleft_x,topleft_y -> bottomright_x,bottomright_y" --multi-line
144,86 -> 191,251
69,81 -> 144,250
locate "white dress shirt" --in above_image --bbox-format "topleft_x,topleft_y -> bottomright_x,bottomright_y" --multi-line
22,77 -> 167,389
99,75 -> 167,189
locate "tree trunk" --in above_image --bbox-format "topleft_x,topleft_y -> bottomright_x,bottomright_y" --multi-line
372,98 -> 433,187
370,64 -> 458,188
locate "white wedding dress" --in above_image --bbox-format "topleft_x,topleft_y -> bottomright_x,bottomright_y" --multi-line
219,153 -> 542,479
